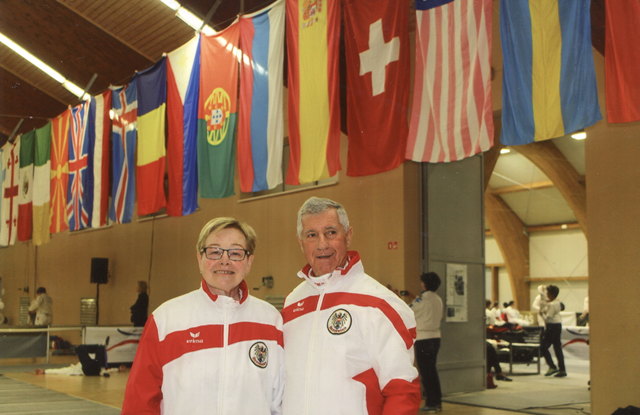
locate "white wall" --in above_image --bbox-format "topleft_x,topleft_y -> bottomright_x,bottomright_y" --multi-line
485,229 -> 588,313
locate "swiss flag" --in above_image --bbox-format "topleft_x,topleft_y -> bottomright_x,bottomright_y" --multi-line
343,0 -> 410,177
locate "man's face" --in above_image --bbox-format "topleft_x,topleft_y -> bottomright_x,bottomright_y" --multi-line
299,209 -> 352,276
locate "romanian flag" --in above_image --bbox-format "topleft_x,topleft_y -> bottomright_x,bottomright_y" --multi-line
604,0 -> 640,123
238,0 -> 285,193
90,90 -> 112,228
285,0 -> 341,185
110,83 -> 138,224
50,109 -> 70,234
17,130 -> 35,242
198,25 -> 240,199
135,59 -> 167,216
32,122 -> 51,246
166,36 -> 199,216
1,138 -> 20,246
500,0 -> 601,145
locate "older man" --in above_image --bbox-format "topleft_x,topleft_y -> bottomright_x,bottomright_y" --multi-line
282,197 -> 420,415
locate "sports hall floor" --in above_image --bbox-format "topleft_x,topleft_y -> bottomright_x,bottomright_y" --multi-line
0,355 -> 590,414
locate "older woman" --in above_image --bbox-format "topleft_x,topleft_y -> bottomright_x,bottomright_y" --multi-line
122,217 -> 284,414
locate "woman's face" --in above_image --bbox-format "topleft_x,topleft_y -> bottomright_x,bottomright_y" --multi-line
197,227 -> 253,297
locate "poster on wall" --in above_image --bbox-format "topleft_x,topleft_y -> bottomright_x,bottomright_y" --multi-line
446,263 -> 468,322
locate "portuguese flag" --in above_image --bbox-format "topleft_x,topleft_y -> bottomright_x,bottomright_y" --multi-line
197,24 -> 240,199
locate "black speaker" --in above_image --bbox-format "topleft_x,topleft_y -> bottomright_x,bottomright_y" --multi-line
90,258 -> 109,284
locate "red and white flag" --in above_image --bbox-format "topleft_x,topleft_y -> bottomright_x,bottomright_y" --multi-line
343,0 -> 410,176
406,0 -> 493,163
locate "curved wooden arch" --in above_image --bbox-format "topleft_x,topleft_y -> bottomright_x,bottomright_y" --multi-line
484,192 -> 530,309
514,141 -> 587,236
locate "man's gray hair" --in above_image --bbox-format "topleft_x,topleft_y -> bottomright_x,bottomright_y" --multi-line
297,197 -> 350,238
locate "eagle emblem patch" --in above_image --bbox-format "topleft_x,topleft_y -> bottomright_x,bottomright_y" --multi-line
249,341 -> 269,368
327,309 -> 352,335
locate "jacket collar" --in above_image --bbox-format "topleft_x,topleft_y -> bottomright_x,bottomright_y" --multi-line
201,279 -> 249,304
298,250 -> 361,287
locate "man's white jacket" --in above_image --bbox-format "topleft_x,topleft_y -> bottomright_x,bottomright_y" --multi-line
122,280 -> 284,414
282,251 -> 420,415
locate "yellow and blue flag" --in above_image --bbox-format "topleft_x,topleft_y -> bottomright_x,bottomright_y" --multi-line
500,0 -> 601,145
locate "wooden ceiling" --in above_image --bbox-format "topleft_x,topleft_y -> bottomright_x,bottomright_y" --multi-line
0,0 -> 273,142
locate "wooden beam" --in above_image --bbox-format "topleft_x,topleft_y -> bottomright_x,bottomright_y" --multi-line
514,141 -> 587,236
491,180 -> 554,195
484,192 -> 530,309
491,266 -> 500,303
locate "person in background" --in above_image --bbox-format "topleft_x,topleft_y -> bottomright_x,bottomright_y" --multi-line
28,287 -> 53,326
281,197 -> 420,415
130,280 -> 149,327
122,217 -> 284,414
412,272 -> 444,413
580,295 -> 589,326
539,285 -> 567,378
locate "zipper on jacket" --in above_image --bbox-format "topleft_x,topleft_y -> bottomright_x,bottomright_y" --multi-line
303,290 -> 325,415
218,305 -> 229,414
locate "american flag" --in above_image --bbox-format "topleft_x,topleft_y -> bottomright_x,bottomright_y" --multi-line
66,101 -> 91,231
406,0 -> 493,163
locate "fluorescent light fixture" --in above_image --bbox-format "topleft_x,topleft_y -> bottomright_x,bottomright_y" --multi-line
499,148 -> 511,154
159,0 -> 180,11
571,130 -> 587,140
0,32 -> 86,99
160,0 -> 215,35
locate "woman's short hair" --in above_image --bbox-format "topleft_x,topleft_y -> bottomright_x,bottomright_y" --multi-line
420,272 -> 441,291
296,197 -> 350,238
196,217 -> 257,255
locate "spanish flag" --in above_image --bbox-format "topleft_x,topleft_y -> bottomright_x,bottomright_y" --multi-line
500,0 -> 601,145
285,0 -> 341,185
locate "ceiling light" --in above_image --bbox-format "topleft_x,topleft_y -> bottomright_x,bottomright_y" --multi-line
499,148 -> 511,154
571,130 -> 587,140
161,0 -> 215,35
159,0 -> 180,11
0,32 -> 86,100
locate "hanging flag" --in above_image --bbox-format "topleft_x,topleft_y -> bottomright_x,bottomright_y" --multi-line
166,37 -> 199,216
0,146 -> 3,231
285,0 -> 341,184
0,138 -> 20,246
406,0 -> 493,163
238,0 -> 285,192
17,131 -> 35,241
90,90 -> 112,228
110,83 -> 138,224
604,0 -> 640,123
135,59 -> 167,216
67,101 -> 93,231
343,0 -> 409,175
198,24 -> 240,198
50,110 -> 70,234
32,123 -> 51,246
500,0 -> 601,145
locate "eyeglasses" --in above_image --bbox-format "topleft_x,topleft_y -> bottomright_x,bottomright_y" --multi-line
200,247 -> 251,261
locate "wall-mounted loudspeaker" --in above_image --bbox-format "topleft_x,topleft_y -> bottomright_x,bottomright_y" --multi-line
90,258 -> 109,284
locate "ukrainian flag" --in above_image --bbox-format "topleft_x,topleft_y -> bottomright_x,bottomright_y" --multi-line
500,0 -> 601,145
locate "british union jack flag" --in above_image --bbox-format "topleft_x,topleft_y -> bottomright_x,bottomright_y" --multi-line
66,101 -> 92,231
109,82 -> 138,224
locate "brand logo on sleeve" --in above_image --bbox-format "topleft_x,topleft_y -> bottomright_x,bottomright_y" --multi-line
249,342 -> 269,368
327,309 -> 352,335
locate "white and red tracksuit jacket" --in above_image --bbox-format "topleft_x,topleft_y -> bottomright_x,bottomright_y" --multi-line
281,251 -> 421,415
122,280 -> 284,415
